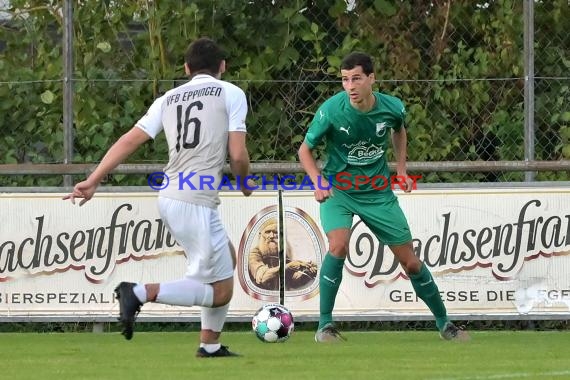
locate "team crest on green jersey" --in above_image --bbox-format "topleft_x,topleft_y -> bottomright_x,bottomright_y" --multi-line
376,122 -> 387,137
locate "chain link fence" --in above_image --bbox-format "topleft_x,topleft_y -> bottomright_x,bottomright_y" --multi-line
0,1 -> 569,186
236,1 -> 569,182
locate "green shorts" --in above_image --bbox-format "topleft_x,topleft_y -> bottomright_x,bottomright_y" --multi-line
319,190 -> 412,246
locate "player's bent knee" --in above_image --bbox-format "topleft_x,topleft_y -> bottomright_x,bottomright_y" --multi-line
328,241 -> 349,257
390,242 -> 421,274
327,229 -> 350,257
401,258 -> 422,274
211,278 -> 234,307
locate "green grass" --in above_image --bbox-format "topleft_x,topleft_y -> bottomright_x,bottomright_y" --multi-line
0,331 -> 569,380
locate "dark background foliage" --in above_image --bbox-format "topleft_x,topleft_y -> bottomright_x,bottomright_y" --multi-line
0,0 -> 569,186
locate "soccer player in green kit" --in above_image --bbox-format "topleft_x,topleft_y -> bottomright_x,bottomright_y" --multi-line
298,52 -> 470,342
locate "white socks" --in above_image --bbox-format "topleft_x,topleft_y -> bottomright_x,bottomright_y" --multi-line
200,343 -> 221,353
133,284 -> 147,303
201,303 -> 230,332
155,278 -> 214,307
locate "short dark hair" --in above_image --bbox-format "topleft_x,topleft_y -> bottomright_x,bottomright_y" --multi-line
184,37 -> 226,75
341,52 -> 374,75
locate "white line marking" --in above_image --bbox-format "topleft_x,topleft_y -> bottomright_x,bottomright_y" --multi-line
432,370 -> 570,380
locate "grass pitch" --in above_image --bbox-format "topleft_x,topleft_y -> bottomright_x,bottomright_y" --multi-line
0,330 -> 569,380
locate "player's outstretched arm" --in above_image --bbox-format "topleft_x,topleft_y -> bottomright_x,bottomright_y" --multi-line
63,126 -> 151,206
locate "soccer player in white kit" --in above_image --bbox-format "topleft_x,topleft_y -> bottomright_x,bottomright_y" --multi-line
64,37 -> 253,357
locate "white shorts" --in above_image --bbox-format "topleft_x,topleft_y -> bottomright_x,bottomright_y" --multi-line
158,197 -> 233,283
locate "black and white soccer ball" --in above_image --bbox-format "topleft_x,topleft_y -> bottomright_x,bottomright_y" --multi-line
251,303 -> 294,343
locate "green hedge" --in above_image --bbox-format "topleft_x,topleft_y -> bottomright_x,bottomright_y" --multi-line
1,0 -> 568,186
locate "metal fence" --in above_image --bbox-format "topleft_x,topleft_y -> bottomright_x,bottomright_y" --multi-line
0,0 -> 569,186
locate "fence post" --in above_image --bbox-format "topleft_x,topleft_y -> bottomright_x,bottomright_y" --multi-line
63,0 -> 74,187
523,0 -> 535,182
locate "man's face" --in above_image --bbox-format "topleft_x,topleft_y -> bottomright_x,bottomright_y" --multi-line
262,224 -> 278,244
341,66 -> 375,105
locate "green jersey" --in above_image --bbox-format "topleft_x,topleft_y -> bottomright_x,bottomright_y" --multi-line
304,91 -> 406,197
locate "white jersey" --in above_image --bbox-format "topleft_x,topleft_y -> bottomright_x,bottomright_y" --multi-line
136,74 -> 247,208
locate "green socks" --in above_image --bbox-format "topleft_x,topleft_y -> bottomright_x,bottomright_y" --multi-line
318,257 -> 447,332
318,253 -> 345,329
409,263 -> 449,331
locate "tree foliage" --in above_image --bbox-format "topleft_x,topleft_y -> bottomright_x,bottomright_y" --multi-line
0,0 -> 568,186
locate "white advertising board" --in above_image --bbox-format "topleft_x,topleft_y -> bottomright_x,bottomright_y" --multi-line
0,188 -> 569,321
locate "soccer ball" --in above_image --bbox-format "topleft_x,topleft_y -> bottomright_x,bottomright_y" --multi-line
251,303 -> 294,343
